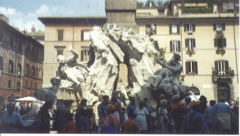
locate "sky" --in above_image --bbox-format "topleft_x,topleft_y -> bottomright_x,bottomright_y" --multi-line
0,0 -> 153,32
0,0 -> 106,32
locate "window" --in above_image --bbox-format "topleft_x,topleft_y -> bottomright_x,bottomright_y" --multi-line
215,60 -> 229,75
31,66 -> 35,77
185,39 -> 196,50
170,24 -> 179,34
17,82 -> 20,91
184,24 -> 195,32
10,37 -> 13,47
81,50 -> 90,61
26,64 -> 30,76
35,83 -> 37,89
31,82 -> 33,89
214,38 -> 226,48
170,40 -> 180,52
18,42 -> 22,51
8,60 -> 14,74
27,44 -> 30,52
81,30 -> 90,41
55,46 -> 65,57
57,29 -> 64,41
17,63 -> 21,76
35,67 -> 38,78
26,80 -> 28,88
0,57 -> 3,71
186,61 -> 198,75
213,23 -> 225,31
8,80 -> 11,88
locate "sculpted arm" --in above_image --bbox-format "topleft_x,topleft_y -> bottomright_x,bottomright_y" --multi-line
67,45 -> 79,62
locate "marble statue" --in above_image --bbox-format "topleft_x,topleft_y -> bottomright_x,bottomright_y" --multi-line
40,24 -> 191,112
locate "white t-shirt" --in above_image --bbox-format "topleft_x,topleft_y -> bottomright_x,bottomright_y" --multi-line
134,107 -> 148,120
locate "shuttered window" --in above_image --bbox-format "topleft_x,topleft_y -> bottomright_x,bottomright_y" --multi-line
170,24 -> 179,34
186,61 -> 198,74
213,23 -> 225,31
57,30 -> 64,41
170,40 -> 181,52
184,24 -> 195,32
185,39 -> 196,50
214,38 -> 227,48
214,60 -> 229,75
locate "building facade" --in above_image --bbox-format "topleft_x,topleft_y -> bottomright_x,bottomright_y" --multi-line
39,0 -> 239,102
0,18 -> 44,104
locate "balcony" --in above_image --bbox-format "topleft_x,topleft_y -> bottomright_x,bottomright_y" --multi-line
212,68 -> 235,79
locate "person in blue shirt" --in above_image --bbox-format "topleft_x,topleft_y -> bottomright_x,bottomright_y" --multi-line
0,102 -> 24,133
181,101 -> 209,134
204,100 -> 217,134
126,97 -> 137,118
214,97 -> 233,134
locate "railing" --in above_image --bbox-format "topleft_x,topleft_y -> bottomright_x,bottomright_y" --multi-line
212,69 -> 234,79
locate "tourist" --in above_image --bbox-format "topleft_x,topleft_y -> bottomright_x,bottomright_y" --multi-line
109,91 -> 123,123
53,100 -> 73,133
204,100 -> 217,134
181,101 -> 209,134
231,99 -> 239,134
134,101 -> 148,133
122,113 -> 139,134
199,95 -> 208,114
0,102 -> 24,133
214,97 -> 233,134
126,97 -> 137,118
184,96 -> 192,111
143,98 -> 154,132
100,104 -> 120,133
170,95 -> 188,134
38,101 -> 53,133
157,99 -> 170,133
75,99 -> 89,133
156,94 -> 167,119
97,95 -> 109,133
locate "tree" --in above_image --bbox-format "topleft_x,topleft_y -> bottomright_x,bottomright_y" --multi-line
137,1 -> 144,7
145,0 -> 157,7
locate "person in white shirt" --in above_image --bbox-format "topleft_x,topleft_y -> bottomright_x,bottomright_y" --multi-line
134,101 -> 148,133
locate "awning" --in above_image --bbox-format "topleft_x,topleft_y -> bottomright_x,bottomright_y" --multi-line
15,96 -> 36,101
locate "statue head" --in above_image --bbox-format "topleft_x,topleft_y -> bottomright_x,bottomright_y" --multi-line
173,53 -> 181,61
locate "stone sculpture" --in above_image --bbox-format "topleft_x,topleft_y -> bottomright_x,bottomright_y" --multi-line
40,24 -> 191,111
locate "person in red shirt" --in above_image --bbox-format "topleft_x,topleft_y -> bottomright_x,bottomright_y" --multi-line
100,104 -> 121,133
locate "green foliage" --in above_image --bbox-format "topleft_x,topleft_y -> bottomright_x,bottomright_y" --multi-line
145,0 -> 157,7
137,1 -> 144,7
182,7 -> 213,13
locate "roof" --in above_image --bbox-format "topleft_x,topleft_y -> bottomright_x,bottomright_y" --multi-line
38,16 -> 106,25
0,19 -> 44,48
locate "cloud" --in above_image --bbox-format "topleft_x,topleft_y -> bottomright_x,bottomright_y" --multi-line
0,6 -> 44,32
0,1 -> 106,32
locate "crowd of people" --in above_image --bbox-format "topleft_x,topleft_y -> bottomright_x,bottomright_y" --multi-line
0,93 -> 238,134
